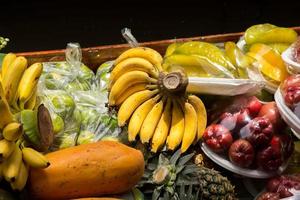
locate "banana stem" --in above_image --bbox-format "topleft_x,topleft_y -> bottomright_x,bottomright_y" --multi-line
158,71 -> 188,97
146,84 -> 158,90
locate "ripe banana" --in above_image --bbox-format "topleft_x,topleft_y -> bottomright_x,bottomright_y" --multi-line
17,62 -> 43,110
115,83 -> 147,106
10,162 -> 28,191
140,98 -> 165,144
181,102 -> 198,153
0,139 -> 15,160
118,89 -> 158,127
1,53 -> 17,78
166,100 -> 185,151
188,95 -> 207,141
115,84 -> 158,106
0,78 -> 14,129
128,94 -> 161,141
22,147 -> 50,168
109,57 -> 158,89
3,122 -> 22,142
109,70 -> 157,106
114,47 -> 163,71
3,144 -> 22,182
24,86 -> 37,110
151,98 -> 172,153
2,56 -> 28,105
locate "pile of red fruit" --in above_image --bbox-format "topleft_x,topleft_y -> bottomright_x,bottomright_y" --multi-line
281,74 -> 300,119
257,174 -> 300,200
292,38 -> 300,63
203,96 -> 294,171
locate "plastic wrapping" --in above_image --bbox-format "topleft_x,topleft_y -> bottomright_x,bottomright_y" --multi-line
282,44 -> 300,74
201,95 -> 293,177
37,43 -> 121,150
187,77 -> 264,96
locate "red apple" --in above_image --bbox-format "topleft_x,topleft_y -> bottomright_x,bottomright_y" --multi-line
228,139 -> 254,168
203,124 -> 233,153
258,102 -> 283,129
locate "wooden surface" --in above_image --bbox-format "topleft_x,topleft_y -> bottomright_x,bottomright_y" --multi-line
17,27 -> 300,71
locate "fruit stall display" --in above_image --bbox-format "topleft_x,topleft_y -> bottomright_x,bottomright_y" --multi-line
0,24 -> 300,200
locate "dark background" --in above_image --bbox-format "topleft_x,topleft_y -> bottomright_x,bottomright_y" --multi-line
1,0 -> 300,52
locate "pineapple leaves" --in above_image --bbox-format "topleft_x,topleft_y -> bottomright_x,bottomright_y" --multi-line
170,149 -> 181,165
178,153 -> 195,167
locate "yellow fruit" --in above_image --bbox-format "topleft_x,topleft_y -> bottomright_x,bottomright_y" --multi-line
181,102 -> 197,153
188,95 -> 207,141
109,71 -> 156,106
2,56 -> 28,105
1,53 -> 16,78
0,139 -> 15,160
151,99 -> 172,153
3,144 -> 22,182
17,62 -> 43,109
22,147 -> 50,168
128,94 -> 161,141
109,57 -> 158,89
117,89 -> 158,127
114,47 -> 163,70
115,83 -> 147,106
166,100 -> 185,151
10,162 -> 28,191
3,122 -> 22,142
140,98 -> 165,144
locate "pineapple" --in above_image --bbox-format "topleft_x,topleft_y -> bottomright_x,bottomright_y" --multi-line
138,149 -> 236,200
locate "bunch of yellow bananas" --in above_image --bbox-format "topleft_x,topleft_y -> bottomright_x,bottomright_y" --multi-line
0,53 -> 49,191
109,47 -> 207,153
1,53 -> 43,111
0,129 -> 49,191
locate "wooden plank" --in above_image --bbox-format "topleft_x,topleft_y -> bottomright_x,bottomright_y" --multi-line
17,27 -> 300,71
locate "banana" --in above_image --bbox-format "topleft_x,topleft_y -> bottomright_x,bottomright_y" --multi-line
3,122 -> 22,142
17,62 -> 43,109
109,57 -> 158,89
3,144 -> 22,182
2,56 -> 28,105
128,94 -> 161,141
109,70 -> 157,106
117,89 -> 158,127
24,86 -> 37,110
10,162 -> 28,191
1,53 -> 17,78
181,102 -> 197,153
0,78 -> 14,129
140,98 -> 165,144
151,98 -> 172,153
115,84 -> 157,106
166,100 -> 185,151
188,95 -> 207,141
114,47 -> 163,71
0,139 -> 15,160
115,83 -> 147,106
22,147 -> 50,168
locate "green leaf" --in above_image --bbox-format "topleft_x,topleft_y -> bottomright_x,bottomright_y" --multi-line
177,153 -> 194,167
170,149 -> 181,165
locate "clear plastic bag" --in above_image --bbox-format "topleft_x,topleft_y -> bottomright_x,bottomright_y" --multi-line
201,95 -> 293,176
38,43 -> 122,150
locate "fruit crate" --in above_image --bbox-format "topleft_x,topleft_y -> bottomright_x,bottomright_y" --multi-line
17,26 -> 300,71
14,27 -> 300,200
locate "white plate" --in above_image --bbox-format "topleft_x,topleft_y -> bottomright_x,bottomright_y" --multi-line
274,89 -> 300,135
201,143 -> 288,179
187,77 -> 264,96
282,47 -> 300,74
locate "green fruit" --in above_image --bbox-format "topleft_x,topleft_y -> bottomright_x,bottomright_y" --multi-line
49,92 -> 75,118
78,64 -> 94,81
245,24 -> 298,45
77,130 -> 95,145
165,42 -> 182,57
267,43 -> 290,54
57,134 -> 76,149
52,114 -> 64,134
21,110 -> 40,147
173,41 -> 237,75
